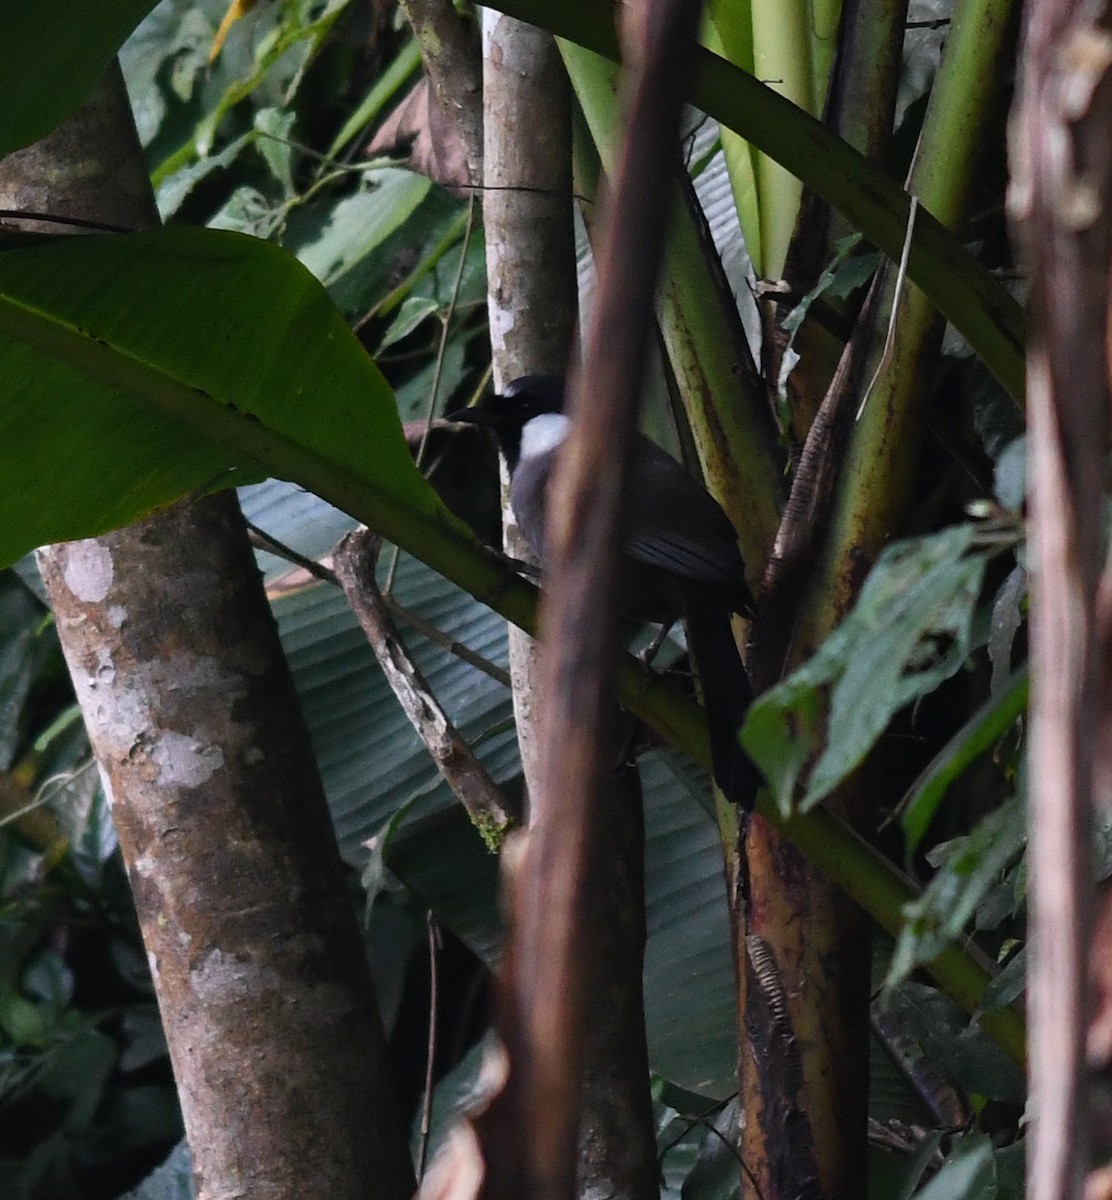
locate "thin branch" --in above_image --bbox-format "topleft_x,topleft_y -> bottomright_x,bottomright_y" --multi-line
246,521 -> 512,688
417,913 -> 442,1182
333,528 -> 515,844
386,192 -> 478,593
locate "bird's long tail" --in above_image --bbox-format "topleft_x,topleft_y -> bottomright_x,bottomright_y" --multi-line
680,586 -> 760,810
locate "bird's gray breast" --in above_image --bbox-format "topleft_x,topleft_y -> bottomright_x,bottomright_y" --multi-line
508,450 -> 553,560
507,426 -> 751,620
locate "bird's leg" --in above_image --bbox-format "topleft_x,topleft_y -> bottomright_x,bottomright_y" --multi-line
501,553 -> 542,582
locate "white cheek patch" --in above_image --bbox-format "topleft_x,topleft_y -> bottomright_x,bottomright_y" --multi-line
520,413 -> 570,460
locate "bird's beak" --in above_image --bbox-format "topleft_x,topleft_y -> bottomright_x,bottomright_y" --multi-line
446,405 -> 489,424
444,404 -> 496,426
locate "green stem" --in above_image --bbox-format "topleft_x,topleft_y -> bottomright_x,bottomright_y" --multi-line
802,0 -> 1019,632
750,0 -> 815,278
702,3 -> 761,272
481,0 -> 1025,404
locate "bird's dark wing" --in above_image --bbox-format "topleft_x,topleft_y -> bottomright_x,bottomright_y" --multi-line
623,435 -> 753,613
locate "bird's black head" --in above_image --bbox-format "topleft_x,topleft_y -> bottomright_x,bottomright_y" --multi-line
499,375 -> 566,414
445,376 -> 567,470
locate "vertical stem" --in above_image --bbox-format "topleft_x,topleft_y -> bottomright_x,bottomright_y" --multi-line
481,11 -> 577,796
1011,2 -> 1112,1194
750,0 -> 815,277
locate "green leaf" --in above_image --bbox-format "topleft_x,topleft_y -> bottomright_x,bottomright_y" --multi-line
671,1097 -> 740,1200
22,951 -> 73,1016
415,1035 -> 492,1166
743,525 -> 988,814
981,947 -> 1025,1012
891,1131 -> 945,1200
641,752 -> 736,1097
901,667 -> 1027,854
0,226 -> 459,567
0,1 -> 158,159
993,1140 -> 1026,1200
879,982 -> 1024,1106
288,169 -> 433,313
994,436 -> 1026,514
889,795 -> 1026,988
38,1027 -> 119,1130
155,133 -> 255,221
988,567 -> 1027,692
119,2 -> 212,148
910,1134 -> 994,1200
253,107 -> 297,197
0,574 -> 50,770
394,341 -> 469,422
0,990 -> 49,1047
377,296 -> 441,354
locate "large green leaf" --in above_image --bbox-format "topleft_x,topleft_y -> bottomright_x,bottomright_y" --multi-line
641,753 -> 735,1096
0,227 -> 459,563
889,795 -> 1027,989
0,1 -> 158,159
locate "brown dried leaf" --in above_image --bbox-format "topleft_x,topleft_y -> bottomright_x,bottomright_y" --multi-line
365,78 -> 471,195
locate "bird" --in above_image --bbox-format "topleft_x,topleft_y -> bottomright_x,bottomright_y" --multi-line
446,375 -> 759,809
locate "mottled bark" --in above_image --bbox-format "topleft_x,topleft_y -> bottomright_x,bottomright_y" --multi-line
38,502 -> 415,1200
333,527 -> 515,843
1,65 -> 415,1200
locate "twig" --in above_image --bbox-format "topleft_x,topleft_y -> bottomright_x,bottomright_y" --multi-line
855,196 -> 919,421
385,192 -> 478,593
417,912 -> 442,1182
246,520 -> 339,584
246,521 -> 512,687
333,528 -> 515,844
